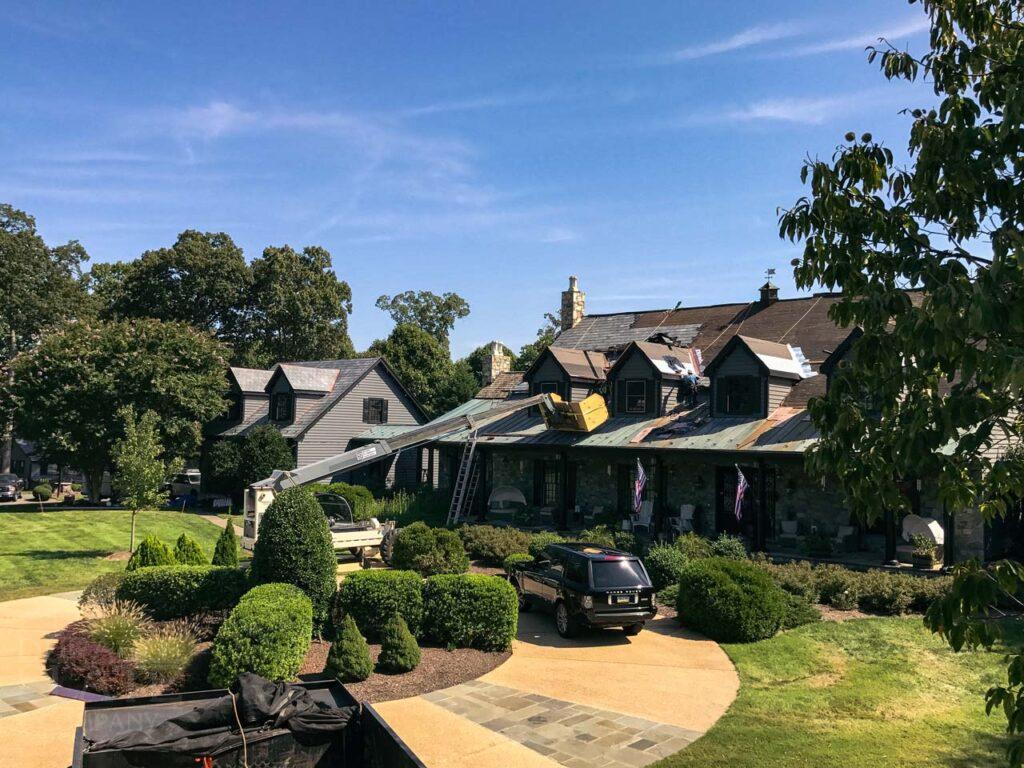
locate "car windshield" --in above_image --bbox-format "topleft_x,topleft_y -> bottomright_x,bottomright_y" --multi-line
590,559 -> 651,589
0,474 -> 17,484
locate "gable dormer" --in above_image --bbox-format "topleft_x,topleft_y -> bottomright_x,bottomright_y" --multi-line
265,364 -> 339,426
524,347 -> 607,403
223,367 -> 273,424
605,341 -> 700,417
704,335 -> 815,418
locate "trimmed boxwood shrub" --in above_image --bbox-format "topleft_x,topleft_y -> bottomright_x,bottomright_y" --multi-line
760,560 -> 820,604
709,534 -> 747,559
126,535 -> 176,571
32,483 -> 52,501
377,614 -> 420,673
676,557 -> 787,642
49,622 -> 135,695
422,574 -> 518,651
674,532 -> 712,560
781,592 -> 821,629
208,583 -> 313,688
250,487 -> 337,631
79,571 -> 127,609
117,565 -> 249,620
528,532 -> 565,558
856,570 -> 914,615
392,522 -> 469,576
458,525 -> 532,566
311,482 -> 377,521
174,533 -> 207,565
212,520 -> 240,567
644,545 -> 688,592
327,614 -> 374,682
334,570 -> 424,639
503,553 -> 533,575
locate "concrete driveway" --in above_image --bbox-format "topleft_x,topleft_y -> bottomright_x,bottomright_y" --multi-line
376,612 -> 739,768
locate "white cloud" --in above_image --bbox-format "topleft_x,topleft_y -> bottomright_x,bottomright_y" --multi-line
655,22 -> 805,62
785,16 -> 930,56
539,227 -> 580,244
682,90 -> 889,127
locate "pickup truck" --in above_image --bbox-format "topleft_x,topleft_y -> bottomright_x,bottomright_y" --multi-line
507,543 -> 657,638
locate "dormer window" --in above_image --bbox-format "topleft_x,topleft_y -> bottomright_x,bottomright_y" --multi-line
625,380 -> 647,413
715,375 -> 761,416
271,392 -> 294,421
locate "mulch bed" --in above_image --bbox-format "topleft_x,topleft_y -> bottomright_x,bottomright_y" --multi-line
299,640 -> 509,703
469,561 -> 504,577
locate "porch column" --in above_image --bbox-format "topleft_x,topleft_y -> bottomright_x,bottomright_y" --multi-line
884,509 -> 899,566
559,450 -> 569,529
655,455 -> 666,538
943,505 -> 956,569
754,458 -> 767,552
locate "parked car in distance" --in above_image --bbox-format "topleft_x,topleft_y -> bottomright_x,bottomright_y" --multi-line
508,543 -> 656,638
0,473 -> 22,502
165,469 -> 201,498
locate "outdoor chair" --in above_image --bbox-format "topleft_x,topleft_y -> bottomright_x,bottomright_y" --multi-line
833,524 -> 858,553
665,504 -> 695,539
630,500 -> 653,534
583,506 -> 602,527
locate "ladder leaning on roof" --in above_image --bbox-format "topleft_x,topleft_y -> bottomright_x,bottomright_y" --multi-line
446,431 -> 481,526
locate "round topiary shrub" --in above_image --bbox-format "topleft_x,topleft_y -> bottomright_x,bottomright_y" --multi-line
376,614 -> 420,673
709,533 -> 747,559
32,483 -> 52,501
391,522 -> 437,570
208,583 -> 313,688
644,545 -> 688,592
212,520 -> 240,567
327,613 -> 374,682
458,525 -> 533,566
126,535 -> 176,571
250,487 -> 337,630
174,533 -> 207,565
391,522 -> 469,576
422,574 -> 518,651
333,570 -> 424,639
676,557 -> 787,642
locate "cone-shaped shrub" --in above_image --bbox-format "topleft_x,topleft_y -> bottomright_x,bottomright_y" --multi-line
174,533 -> 207,565
250,487 -> 337,631
376,614 -> 420,673
126,536 -> 175,571
212,521 -> 240,567
327,614 -> 373,682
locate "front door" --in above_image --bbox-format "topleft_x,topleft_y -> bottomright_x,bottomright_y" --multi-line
715,465 -> 758,539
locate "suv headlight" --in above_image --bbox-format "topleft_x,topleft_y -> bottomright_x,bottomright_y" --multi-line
581,595 -> 593,609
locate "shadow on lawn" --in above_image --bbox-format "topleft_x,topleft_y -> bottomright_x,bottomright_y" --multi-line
18,549 -> 114,560
946,731 -> 1009,768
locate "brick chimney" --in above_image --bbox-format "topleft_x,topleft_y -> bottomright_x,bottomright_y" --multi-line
481,342 -> 511,385
560,275 -> 585,331
758,280 -> 779,307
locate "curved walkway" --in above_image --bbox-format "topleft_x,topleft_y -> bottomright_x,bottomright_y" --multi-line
0,592 -> 84,768
376,612 -> 739,768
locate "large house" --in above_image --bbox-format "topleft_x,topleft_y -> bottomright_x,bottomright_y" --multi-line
205,358 -> 429,490
360,277 -> 1016,567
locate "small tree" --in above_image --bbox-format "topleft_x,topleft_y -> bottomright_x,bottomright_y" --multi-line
239,425 -> 295,486
326,614 -> 373,682
212,520 -> 240,567
376,614 -> 420,673
174,533 -> 207,565
112,407 -> 177,551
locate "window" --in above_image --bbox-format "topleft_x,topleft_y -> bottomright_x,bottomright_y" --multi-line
543,463 -> 561,507
12,460 -> 25,475
591,559 -> 651,589
564,557 -> 587,585
271,393 -> 293,421
625,380 -> 647,413
715,376 -> 761,416
226,394 -> 242,421
362,397 -> 388,424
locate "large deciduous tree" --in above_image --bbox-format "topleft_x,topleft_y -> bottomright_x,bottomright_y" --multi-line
778,1 -> 1024,762
375,290 -> 470,346
99,230 -> 252,344
6,319 -> 227,499
368,323 -> 455,417
241,245 -> 354,366
515,312 -> 560,371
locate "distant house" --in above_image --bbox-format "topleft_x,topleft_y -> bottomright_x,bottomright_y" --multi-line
359,276 -> 1019,567
204,358 -> 428,490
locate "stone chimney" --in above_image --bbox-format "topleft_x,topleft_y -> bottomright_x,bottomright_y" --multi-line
758,281 -> 779,307
481,342 -> 511,385
560,275 -> 585,331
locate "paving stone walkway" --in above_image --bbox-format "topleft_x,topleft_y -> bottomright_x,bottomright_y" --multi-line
423,680 -> 700,768
0,681 -> 60,719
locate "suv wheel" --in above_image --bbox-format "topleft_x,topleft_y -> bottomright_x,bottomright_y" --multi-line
555,601 -> 580,639
623,622 -> 644,636
379,528 -> 397,564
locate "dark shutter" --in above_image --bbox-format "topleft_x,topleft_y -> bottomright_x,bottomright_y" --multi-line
646,379 -> 656,415
615,380 -> 627,415
381,399 -> 389,424
533,460 -> 546,505
362,398 -> 370,422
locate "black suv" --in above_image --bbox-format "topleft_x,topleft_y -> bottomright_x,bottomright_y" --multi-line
508,543 -> 656,638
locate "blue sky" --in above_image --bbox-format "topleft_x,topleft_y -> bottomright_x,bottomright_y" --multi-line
1,1 -> 933,358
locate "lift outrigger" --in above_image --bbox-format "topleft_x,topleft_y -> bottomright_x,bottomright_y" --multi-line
242,392 -> 609,558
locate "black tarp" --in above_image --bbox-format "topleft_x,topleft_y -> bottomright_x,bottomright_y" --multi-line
87,674 -> 356,766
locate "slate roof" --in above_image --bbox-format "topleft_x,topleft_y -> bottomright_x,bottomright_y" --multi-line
275,364 -> 341,393
229,367 -> 273,394
547,348 -> 609,381
629,341 -> 700,378
477,371 -> 527,400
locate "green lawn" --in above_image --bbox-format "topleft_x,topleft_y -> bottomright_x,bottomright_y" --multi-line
0,509 -> 225,601
656,618 -> 1013,768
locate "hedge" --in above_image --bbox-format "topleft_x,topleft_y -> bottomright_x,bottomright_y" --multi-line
208,583 -> 313,688
250,487 -> 337,631
392,522 -> 469,576
422,574 -> 518,651
644,545 -> 688,592
676,557 -> 787,643
503,553 -> 533,575
334,570 -> 424,639
458,525 -> 533,566
310,481 -> 376,521
117,565 -> 250,620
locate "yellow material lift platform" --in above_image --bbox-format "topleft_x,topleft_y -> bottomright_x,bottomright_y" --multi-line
540,392 -> 610,433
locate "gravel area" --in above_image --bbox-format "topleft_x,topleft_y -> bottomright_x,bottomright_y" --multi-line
300,640 -> 510,703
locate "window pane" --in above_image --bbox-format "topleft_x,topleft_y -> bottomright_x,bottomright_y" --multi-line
591,559 -> 651,588
543,462 -> 560,506
717,376 -> 760,416
625,380 -> 646,412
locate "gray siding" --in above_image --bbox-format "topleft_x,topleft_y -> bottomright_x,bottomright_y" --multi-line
296,367 -> 422,470
529,355 -> 568,397
767,376 -> 793,413
609,348 -> 657,416
660,381 -> 679,412
242,394 -> 268,423
571,383 -> 594,402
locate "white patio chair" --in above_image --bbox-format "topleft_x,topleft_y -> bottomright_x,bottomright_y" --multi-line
630,500 -> 654,534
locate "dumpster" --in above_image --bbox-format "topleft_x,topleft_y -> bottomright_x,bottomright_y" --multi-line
74,674 -> 359,768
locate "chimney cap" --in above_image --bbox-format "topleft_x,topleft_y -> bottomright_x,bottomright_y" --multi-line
568,275 -> 579,290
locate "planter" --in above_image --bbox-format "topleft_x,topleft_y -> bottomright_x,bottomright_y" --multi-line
912,553 -> 938,570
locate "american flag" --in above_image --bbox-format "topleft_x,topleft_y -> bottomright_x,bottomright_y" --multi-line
734,466 -> 749,521
633,459 -> 648,514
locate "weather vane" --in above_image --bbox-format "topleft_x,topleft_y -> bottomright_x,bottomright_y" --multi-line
765,267 -> 776,282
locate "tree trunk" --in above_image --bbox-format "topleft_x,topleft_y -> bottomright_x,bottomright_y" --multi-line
1,330 -> 13,474
88,468 -> 104,503
130,508 -> 137,552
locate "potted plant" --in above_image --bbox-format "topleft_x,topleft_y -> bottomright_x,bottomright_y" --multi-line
911,534 -> 938,569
